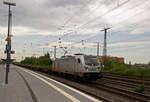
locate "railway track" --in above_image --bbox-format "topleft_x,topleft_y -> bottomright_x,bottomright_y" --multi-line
102,74 -> 150,94
97,78 -> 150,94
103,74 -> 150,86
91,81 -> 150,102
15,64 -> 150,102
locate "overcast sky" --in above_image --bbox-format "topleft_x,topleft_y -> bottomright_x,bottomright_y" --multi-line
0,0 -> 150,64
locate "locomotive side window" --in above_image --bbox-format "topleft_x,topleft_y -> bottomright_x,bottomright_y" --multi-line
77,58 -> 81,63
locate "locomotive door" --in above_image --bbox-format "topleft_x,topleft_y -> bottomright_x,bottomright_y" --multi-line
75,58 -> 82,73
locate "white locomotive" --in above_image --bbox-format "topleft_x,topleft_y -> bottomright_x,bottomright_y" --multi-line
52,53 -> 101,79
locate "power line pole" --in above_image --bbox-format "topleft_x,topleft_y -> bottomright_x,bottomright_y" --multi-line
97,42 -> 99,57
54,46 -> 56,59
81,40 -> 85,53
101,27 -> 110,62
3,1 -> 16,84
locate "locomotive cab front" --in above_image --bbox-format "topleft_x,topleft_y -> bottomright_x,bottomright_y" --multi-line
83,55 -> 101,78
84,55 -> 100,71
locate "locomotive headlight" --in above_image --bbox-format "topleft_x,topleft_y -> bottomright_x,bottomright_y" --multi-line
85,66 -> 88,71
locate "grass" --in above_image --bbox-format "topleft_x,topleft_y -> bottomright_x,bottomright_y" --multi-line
134,85 -> 145,93
102,60 -> 150,78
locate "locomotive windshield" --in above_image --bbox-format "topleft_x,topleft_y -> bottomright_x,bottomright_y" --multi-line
84,55 -> 99,66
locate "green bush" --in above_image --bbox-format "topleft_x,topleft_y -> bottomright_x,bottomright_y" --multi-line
123,68 -> 135,76
134,68 -> 150,78
20,53 -> 52,68
135,85 -> 145,93
102,60 -> 150,78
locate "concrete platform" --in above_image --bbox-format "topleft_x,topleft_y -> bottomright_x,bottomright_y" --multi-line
0,64 -> 33,102
0,64 -> 101,102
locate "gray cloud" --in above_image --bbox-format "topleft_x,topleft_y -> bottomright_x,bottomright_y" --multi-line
0,0 -> 150,36
44,0 -> 84,7
0,0 -> 93,35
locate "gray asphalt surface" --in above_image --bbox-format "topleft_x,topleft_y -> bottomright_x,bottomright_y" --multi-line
0,64 -> 102,102
0,64 -> 33,102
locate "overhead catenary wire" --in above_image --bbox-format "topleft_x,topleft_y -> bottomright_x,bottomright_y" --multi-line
59,0 -> 117,39
61,0 -> 149,44
62,0 -> 94,27
65,8 -> 150,55
75,0 -> 131,30
111,3 -> 150,30
76,0 -> 150,36
57,0 -> 96,39
62,0 -> 110,29
59,0 -> 131,40
87,0 -> 150,29
48,0 -> 148,48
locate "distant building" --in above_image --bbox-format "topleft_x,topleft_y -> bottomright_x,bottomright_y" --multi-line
99,56 -> 124,63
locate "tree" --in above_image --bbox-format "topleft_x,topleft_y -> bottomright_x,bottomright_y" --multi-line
20,53 -> 52,67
